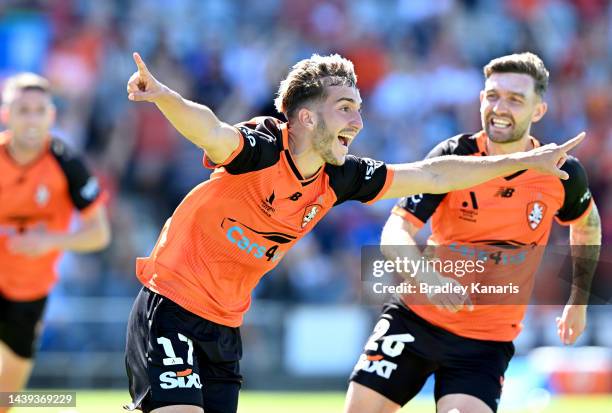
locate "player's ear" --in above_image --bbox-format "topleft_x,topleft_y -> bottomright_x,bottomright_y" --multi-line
479,90 -> 485,104
532,100 -> 547,123
297,107 -> 316,131
48,102 -> 57,125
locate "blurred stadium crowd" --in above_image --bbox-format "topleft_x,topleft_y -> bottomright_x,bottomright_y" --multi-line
0,0 -> 610,376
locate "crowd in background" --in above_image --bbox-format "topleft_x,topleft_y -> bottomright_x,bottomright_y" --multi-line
0,0 -> 610,355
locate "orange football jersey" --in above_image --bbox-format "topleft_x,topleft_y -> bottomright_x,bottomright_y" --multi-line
136,117 -> 394,327
0,131 -> 104,300
393,131 -> 593,341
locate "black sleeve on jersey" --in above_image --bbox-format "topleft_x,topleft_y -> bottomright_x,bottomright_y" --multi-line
395,133 -> 479,223
223,117 -> 282,174
50,139 -> 101,211
327,155 -> 390,205
556,156 -> 593,222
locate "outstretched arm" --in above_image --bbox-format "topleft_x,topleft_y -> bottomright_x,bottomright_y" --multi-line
556,202 -> 601,345
381,133 -> 585,199
126,52 -> 240,164
8,206 -> 111,257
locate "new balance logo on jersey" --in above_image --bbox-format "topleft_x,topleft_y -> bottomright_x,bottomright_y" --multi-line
265,191 -> 275,205
495,187 -> 515,198
159,370 -> 202,389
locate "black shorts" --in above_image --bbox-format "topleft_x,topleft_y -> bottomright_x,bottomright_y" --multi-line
125,287 -> 243,413
350,301 -> 514,412
0,294 -> 47,359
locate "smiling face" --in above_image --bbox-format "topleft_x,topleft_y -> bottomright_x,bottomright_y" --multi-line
480,72 -> 547,144
1,88 -> 55,152
310,85 -> 363,165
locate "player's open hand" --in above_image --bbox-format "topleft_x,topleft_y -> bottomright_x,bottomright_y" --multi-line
425,273 -> 473,313
519,132 -> 586,180
8,231 -> 58,257
556,304 -> 587,345
127,52 -> 165,102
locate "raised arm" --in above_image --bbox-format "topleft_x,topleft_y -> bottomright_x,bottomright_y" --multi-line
381,132 -> 586,199
126,52 -> 239,164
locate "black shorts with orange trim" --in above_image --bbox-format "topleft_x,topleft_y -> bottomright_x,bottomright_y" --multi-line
0,293 -> 47,359
349,300 -> 514,412
125,287 -> 243,413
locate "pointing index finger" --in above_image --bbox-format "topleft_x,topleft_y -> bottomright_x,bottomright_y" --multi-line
559,132 -> 586,152
133,52 -> 150,76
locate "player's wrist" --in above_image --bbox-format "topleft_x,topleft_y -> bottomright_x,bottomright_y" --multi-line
151,84 -> 176,104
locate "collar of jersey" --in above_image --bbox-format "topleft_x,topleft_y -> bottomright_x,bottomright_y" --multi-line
280,123 -> 323,186
476,130 -> 542,156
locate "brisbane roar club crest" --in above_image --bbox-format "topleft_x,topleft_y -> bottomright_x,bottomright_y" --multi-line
35,184 -> 50,207
527,201 -> 547,230
301,204 -> 322,228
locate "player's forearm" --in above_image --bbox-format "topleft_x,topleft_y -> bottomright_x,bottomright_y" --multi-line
380,216 -> 428,283
49,219 -> 111,252
385,154 -> 526,198
420,153 -> 526,193
568,204 -> 601,305
154,86 -> 224,148
381,229 -> 422,264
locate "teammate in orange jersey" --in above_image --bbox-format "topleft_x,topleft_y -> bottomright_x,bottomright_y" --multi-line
124,51 -> 586,413
0,73 -> 110,401
346,53 -> 602,413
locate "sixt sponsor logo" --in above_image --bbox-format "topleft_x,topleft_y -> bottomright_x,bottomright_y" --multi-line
159,369 -> 202,389
222,218 -> 296,262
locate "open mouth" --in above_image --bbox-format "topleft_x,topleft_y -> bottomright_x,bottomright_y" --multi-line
337,134 -> 351,147
490,116 -> 513,129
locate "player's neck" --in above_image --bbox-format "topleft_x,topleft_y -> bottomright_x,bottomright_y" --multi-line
486,135 -> 534,155
287,130 -> 325,179
6,138 -> 45,165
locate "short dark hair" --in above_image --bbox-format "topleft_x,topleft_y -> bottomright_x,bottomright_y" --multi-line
275,54 -> 357,120
483,52 -> 549,96
2,72 -> 51,105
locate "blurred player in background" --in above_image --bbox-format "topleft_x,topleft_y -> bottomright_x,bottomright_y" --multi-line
346,53 -> 602,413
0,73 -> 110,403
124,51 -> 584,413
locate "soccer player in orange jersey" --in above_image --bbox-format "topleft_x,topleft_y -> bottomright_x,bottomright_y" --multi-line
124,52 -> 586,413
346,53 -> 602,413
0,73 -> 110,403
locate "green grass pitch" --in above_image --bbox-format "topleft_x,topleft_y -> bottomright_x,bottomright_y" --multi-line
10,391 -> 612,412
